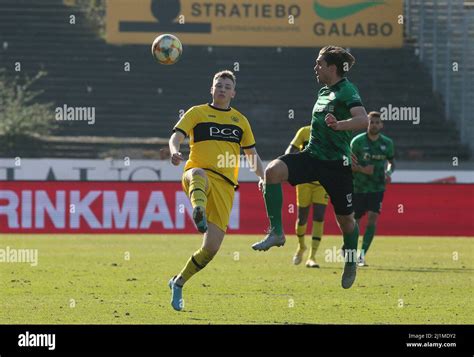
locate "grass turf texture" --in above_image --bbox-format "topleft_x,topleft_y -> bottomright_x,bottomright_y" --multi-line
1,234 -> 472,324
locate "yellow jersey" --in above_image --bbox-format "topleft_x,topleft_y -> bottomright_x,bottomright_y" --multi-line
290,125 -> 311,151
173,103 -> 256,187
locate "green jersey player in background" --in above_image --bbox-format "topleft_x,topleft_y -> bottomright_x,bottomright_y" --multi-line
351,111 -> 395,267
252,46 -> 369,289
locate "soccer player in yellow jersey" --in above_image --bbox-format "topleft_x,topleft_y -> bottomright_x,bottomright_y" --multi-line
168,70 -> 265,311
286,126 -> 328,268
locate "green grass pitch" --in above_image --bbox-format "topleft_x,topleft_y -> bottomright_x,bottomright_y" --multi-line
1,234 -> 472,324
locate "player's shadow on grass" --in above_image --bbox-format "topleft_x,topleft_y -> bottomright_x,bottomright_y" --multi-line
317,266 -> 472,273
358,266 -> 473,273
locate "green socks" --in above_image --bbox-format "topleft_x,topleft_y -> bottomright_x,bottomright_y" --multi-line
361,224 -> 376,256
263,183 -> 283,235
343,223 -> 359,264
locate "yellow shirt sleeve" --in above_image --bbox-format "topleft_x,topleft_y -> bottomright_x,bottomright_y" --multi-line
290,127 -> 307,150
173,107 -> 198,136
240,116 -> 256,149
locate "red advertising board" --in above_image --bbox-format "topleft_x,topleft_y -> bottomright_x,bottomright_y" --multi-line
0,181 -> 472,236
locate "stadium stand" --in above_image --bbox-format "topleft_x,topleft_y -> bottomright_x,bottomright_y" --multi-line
404,0 -> 474,157
0,0 -> 471,160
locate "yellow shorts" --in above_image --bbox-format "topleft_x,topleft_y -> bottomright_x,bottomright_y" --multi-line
182,170 -> 235,233
296,182 -> 329,207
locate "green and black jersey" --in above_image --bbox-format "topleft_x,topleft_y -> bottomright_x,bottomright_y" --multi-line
307,78 -> 363,161
351,133 -> 395,193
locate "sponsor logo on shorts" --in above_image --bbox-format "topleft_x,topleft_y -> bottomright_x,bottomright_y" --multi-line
346,193 -> 353,207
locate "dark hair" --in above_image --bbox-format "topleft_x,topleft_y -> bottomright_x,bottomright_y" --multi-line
368,111 -> 381,119
319,46 -> 355,77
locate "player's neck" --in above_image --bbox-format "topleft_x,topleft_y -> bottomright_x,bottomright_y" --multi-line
367,132 -> 380,141
210,101 -> 231,110
327,76 -> 344,87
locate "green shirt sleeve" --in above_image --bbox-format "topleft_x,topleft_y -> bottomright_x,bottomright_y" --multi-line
351,136 -> 363,162
339,84 -> 363,109
387,139 -> 395,160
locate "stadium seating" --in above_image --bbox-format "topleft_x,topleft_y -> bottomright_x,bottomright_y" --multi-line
0,0 -> 470,160
405,0 -> 474,156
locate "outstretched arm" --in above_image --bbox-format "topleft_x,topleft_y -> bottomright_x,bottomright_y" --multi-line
243,147 -> 265,179
385,159 -> 395,183
169,131 -> 186,166
352,163 -> 374,175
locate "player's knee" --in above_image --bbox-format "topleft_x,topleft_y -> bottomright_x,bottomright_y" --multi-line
337,216 -> 356,234
296,216 -> 307,225
313,213 -> 324,222
312,205 -> 326,221
264,160 -> 284,183
264,164 -> 277,182
367,212 -> 378,226
190,168 -> 206,178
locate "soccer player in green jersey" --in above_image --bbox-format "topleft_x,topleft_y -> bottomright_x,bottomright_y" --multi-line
351,111 -> 395,267
252,46 -> 369,289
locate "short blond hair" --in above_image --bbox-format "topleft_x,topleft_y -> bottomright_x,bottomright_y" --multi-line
213,70 -> 236,87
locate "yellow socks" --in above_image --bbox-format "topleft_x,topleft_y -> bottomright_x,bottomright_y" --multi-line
189,175 -> 207,208
309,220 -> 324,259
179,247 -> 214,283
295,221 -> 307,250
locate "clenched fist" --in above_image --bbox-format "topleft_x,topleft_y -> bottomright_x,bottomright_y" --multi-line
325,113 -> 338,130
171,152 -> 184,166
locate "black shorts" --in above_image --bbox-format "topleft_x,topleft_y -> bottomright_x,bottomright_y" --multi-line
279,150 -> 354,216
353,191 -> 385,219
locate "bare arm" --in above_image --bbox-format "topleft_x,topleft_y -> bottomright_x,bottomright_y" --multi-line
385,159 -> 395,183
386,159 -> 395,175
350,148 -> 373,175
169,131 -> 186,166
352,164 -> 374,175
325,106 -> 369,131
243,147 -> 265,179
